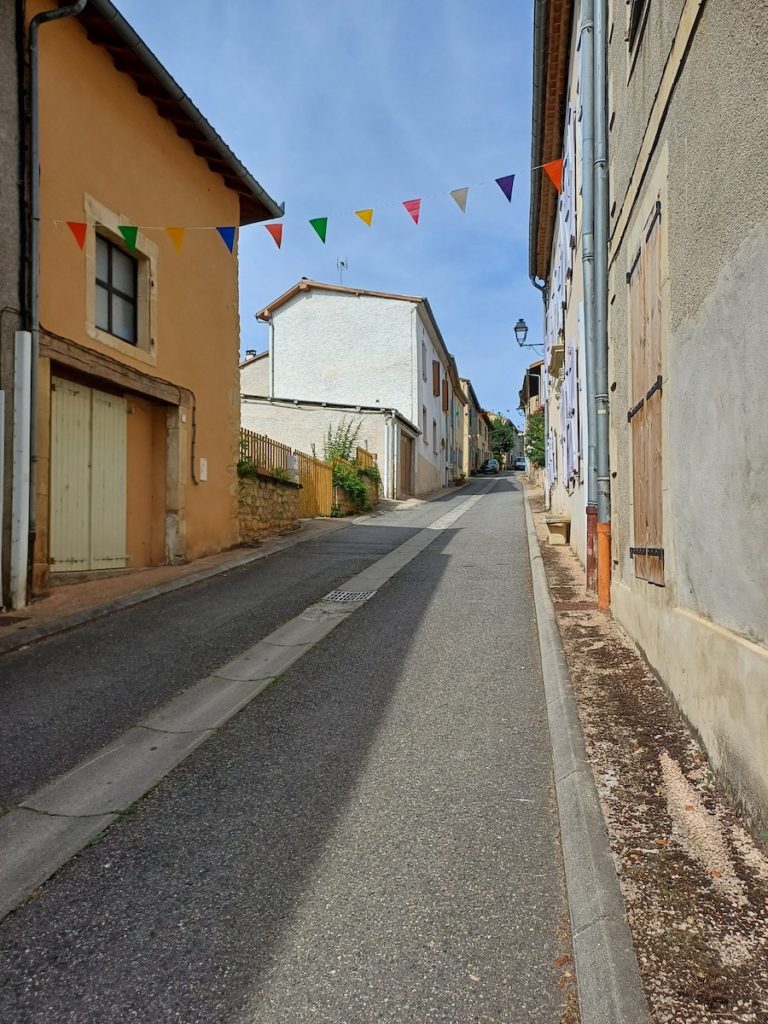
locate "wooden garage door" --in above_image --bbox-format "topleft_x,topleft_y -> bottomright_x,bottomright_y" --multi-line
50,378 -> 127,572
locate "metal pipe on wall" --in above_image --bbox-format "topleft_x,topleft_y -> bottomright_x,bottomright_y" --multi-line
594,0 -> 612,606
10,331 -> 31,609
580,0 -> 599,592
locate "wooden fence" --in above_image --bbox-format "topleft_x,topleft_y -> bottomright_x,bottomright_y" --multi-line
239,428 -> 291,474
295,451 -> 333,518
355,446 -> 377,470
241,428 -> 333,517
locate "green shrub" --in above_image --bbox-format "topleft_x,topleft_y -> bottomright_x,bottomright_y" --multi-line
332,459 -> 370,510
525,410 -> 546,467
323,417 -> 363,461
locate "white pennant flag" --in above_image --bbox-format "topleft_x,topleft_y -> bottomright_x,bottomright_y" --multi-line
450,187 -> 469,212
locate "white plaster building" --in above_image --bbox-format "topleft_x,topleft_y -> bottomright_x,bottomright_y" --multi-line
249,280 -> 466,496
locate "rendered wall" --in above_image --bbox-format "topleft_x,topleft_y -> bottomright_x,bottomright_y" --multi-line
240,356 -> 269,396
607,0 -> 768,823
34,0 -> 244,574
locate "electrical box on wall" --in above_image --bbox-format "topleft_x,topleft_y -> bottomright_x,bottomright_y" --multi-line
199,457 -> 208,482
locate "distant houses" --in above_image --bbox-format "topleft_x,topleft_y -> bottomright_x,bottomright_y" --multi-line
243,280 -> 475,498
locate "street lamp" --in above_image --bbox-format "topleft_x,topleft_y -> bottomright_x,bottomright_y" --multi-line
514,318 -> 529,346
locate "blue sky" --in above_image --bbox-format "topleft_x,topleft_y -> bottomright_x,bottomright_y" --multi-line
117,0 -> 542,424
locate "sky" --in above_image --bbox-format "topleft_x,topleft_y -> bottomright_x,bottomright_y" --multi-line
116,0 -> 543,425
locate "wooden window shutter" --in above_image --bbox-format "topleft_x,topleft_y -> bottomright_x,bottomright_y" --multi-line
441,379 -> 449,412
628,201 -> 664,585
432,360 -> 440,397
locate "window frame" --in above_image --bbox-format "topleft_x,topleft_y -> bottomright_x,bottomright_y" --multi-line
95,233 -> 139,345
83,194 -> 159,366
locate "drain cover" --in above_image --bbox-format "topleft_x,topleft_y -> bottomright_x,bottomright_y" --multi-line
323,590 -> 376,603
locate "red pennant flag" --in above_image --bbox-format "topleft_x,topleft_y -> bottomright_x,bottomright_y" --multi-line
66,221 -> 87,250
265,223 -> 283,249
403,199 -> 421,225
543,158 -> 564,192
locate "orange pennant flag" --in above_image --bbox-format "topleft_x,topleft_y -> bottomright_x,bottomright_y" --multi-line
355,209 -> 374,227
66,221 -> 87,250
165,227 -> 186,252
265,223 -> 283,249
543,158 -> 564,192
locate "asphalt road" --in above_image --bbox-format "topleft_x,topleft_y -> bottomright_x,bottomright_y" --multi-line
0,476 -> 570,1023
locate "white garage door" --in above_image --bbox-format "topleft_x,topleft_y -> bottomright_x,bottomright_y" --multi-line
50,377 -> 127,572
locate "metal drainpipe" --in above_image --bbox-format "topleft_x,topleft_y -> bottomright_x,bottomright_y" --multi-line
530,277 -> 549,508
26,0 -> 88,584
594,0 -> 611,607
580,0 -> 599,591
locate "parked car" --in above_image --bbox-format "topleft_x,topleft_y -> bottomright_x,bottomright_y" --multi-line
513,456 -> 526,471
479,458 -> 500,474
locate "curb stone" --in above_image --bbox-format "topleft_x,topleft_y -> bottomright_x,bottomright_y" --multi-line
522,489 -> 650,1024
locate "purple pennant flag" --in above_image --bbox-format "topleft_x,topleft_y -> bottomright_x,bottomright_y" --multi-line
216,226 -> 237,252
495,175 -> 515,202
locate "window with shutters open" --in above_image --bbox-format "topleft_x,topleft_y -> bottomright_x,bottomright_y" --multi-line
441,378 -> 449,413
432,360 -> 440,397
627,200 -> 664,586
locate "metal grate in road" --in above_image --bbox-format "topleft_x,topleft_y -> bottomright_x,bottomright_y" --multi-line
322,590 -> 376,604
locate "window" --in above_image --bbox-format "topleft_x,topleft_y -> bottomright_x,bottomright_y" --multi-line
422,340 -> 427,381
432,419 -> 437,453
441,378 -> 449,413
432,360 -> 440,397
422,405 -> 428,444
627,200 -> 664,586
95,235 -> 138,344
627,0 -> 649,54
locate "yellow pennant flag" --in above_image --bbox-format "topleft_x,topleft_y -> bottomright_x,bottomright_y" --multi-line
165,227 -> 186,252
355,209 -> 374,227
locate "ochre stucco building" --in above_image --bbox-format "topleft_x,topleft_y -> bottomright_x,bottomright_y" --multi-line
29,0 -> 280,589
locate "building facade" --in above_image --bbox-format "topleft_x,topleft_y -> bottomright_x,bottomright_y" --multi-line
24,0 -> 280,593
606,0 -> 768,824
459,379 -> 492,476
528,0 -> 768,826
253,280 -> 466,496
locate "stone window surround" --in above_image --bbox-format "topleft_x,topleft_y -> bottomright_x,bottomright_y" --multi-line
83,194 -> 159,367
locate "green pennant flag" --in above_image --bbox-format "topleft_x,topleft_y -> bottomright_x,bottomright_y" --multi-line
118,225 -> 139,253
309,217 -> 328,243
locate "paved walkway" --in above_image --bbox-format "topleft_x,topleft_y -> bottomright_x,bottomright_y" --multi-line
0,477 -> 570,1023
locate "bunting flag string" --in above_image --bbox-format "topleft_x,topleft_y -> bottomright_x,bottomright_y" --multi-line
542,158 -> 563,192
55,158 -> 562,254
449,187 -> 468,213
66,221 -> 87,250
402,199 -> 421,225
165,226 -> 185,252
309,217 -> 328,243
265,223 -> 283,249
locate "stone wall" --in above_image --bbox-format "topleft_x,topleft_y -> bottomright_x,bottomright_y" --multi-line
332,476 -> 379,517
238,473 -> 301,543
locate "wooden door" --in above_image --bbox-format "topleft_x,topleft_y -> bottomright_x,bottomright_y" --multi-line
50,378 -> 127,572
398,434 -> 413,496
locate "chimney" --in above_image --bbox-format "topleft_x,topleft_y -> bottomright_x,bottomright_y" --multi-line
245,349 -> 257,359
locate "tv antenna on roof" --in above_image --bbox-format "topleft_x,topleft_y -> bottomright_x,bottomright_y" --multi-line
337,257 -> 348,285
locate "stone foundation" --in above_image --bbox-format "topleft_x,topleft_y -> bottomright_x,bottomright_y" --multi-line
332,476 -> 380,516
238,472 -> 301,542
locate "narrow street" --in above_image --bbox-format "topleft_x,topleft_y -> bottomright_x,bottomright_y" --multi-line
0,477 -> 571,1024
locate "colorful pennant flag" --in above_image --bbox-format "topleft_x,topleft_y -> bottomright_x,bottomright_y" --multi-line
66,221 -> 87,250
165,227 -> 186,252
403,199 -> 421,225
309,217 -> 328,243
118,225 -> 139,253
449,188 -> 469,213
495,175 -> 515,203
355,209 -> 374,227
543,158 -> 564,192
216,226 -> 237,252
265,223 -> 283,249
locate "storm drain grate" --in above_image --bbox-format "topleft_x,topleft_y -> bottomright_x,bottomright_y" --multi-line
323,590 -> 376,604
